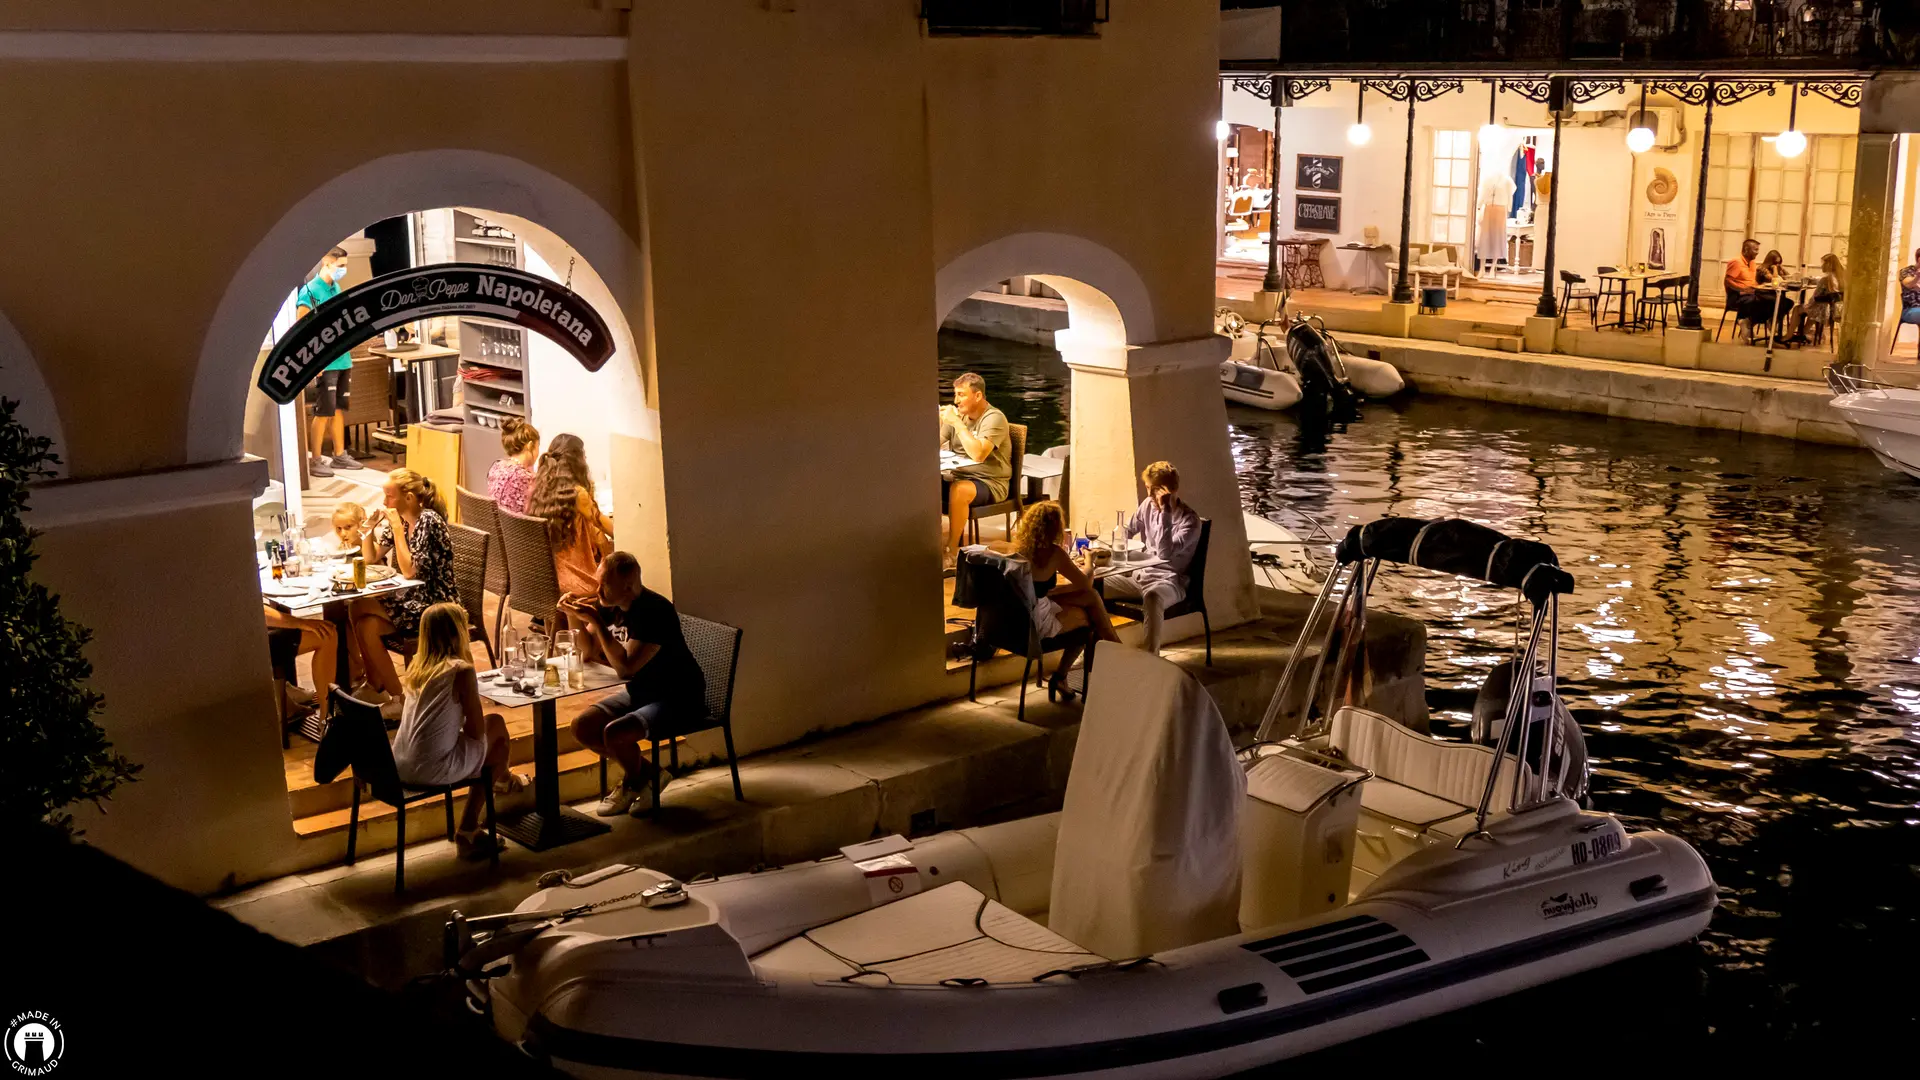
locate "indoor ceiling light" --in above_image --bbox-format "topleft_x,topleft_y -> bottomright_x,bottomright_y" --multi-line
1348,83 -> 1371,146
1776,83 -> 1806,159
1626,81 -> 1654,153
1480,80 -> 1502,145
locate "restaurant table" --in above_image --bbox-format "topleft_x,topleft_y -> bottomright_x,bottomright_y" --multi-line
477,661 -> 626,851
1752,279 -> 1812,369
1021,453 -> 1064,501
1338,243 -> 1393,296
259,560 -> 420,699
939,448 -> 970,475
1596,270 -> 1661,330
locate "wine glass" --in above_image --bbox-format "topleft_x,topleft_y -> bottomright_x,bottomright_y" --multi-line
523,633 -> 549,687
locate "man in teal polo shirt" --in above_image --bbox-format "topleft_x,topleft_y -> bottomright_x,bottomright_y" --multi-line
298,247 -> 359,476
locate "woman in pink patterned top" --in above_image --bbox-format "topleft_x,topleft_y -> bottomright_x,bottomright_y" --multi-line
486,416 -> 540,513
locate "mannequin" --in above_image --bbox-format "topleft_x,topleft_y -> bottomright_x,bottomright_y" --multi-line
1476,168 -> 1517,272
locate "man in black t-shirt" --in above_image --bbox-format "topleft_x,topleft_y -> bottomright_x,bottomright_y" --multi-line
564,552 -> 707,816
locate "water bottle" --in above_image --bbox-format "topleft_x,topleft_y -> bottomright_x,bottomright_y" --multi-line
501,620 -> 521,678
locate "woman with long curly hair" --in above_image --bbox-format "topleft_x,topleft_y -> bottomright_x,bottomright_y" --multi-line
1011,500 -> 1118,701
348,468 -> 459,715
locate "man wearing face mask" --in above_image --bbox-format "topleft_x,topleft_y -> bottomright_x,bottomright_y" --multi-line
299,247 -> 359,476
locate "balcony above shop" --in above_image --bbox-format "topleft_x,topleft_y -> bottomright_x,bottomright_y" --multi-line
922,0 -> 1108,37
1222,0 -> 1917,69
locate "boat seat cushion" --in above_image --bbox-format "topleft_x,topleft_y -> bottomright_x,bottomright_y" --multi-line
1330,705 -> 1521,810
1359,777 -> 1473,831
751,882 -> 1105,985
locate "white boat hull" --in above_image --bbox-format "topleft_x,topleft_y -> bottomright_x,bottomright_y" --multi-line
1831,388 -> 1920,479
1244,511 -> 1318,593
1221,360 -> 1303,411
487,808 -> 1712,1079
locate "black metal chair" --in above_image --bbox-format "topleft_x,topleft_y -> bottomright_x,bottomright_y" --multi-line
1557,270 -> 1599,328
497,505 -> 563,633
314,688 -> 497,895
1635,274 -> 1689,331
267,627 -> 304,749
1590,266 -> 1624,327
447,523 -> 497,666
960,549 -> 1093,720
1103,517 -> 1214,665
604,614 -> 746,814
456,486 -> 511,646
965,422 -> 1027,545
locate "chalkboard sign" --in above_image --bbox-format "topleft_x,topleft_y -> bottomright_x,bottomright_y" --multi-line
1296,154 -> 1343,192
1295,195 -> 1341,233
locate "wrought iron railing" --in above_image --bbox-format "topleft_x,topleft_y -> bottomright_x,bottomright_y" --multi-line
1225,1 -> 1911,67
922,0 -> 1109,36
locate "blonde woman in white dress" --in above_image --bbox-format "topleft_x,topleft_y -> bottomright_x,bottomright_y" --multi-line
391,602 -> 528,859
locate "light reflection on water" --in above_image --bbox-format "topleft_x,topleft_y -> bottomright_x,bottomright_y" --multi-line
1235,395 -> 1920,1057
940,330 -> 1920,1052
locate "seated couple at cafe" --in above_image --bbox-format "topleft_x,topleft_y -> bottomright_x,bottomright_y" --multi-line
1005,459 -> 1203,672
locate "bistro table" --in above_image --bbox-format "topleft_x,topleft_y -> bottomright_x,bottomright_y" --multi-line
1021,452 -> 1064,502
477,661 -> 625,851
1596,270 -> 1661,330
259,559 -> 419,700
938,448 -> 971,476
1753,279 -> 1812,370
1338,243 -> 1393,296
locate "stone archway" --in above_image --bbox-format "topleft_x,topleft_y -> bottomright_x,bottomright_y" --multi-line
0,306 -> 66,477
935,231 -> 1158,350
186,148 -> 645,464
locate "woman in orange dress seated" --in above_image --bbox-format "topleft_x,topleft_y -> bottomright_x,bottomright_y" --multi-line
527,434 -> 615,655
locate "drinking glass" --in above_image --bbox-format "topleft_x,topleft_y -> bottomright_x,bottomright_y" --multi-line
523,633 -> 549,684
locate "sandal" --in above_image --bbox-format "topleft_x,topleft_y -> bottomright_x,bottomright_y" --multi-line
494,771 -> 531,796
455,830 -> 505,861
1047,671 -> 1077,703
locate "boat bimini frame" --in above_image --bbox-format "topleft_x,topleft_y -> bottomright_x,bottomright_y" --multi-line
1253,516 -> 1581,840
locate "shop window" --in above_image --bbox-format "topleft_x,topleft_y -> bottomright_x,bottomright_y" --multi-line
1703,132 -> 1855,298
1429,129 -> 1473,250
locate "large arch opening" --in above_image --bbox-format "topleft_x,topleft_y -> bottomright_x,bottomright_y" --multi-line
933,235 -> 1152,673
0,306 -> 66,477
192,150 -> 663,846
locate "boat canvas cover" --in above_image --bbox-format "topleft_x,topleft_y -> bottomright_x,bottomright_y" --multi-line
1050,646 -> 1244,959
1335,517 -> 1574,602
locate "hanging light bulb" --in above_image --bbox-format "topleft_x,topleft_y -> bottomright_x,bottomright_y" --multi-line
1775,83 -> 1806,158
1625,81 -> 1655,153
1347,82 -> 1372,146
1479,79 -> 1503,145
1216,119 -> 1231,142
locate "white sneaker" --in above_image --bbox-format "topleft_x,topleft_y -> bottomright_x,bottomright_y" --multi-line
595,785 -> 641,817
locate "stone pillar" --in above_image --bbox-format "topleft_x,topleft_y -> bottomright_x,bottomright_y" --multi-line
1837,134 -> 1902,367
1061,335 -> 1259,632
23,459 -> 308,893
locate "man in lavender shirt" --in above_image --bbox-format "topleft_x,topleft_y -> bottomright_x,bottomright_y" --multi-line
1104,460 -> 1200,654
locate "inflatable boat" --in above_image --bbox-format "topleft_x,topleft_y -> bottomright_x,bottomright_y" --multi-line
449,517 -> 1715,1078
1219,313 -> 1303,411
1244,509 -> 1330,593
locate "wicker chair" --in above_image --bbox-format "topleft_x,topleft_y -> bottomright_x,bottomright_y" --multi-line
455,486 -> 510,645
448,523 -> 496,666
497,506 -> 563,634
965,422 -> 1026,545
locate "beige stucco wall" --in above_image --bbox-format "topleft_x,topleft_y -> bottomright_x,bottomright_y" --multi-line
9,2 -> 1245,892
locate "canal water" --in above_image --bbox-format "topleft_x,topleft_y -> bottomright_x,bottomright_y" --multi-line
940,330 -> 1920,1056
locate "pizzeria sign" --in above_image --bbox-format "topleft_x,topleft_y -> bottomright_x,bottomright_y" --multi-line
257,263 -> 616,405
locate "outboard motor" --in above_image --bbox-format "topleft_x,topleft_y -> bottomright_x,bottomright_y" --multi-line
1286,320 -> 1359,419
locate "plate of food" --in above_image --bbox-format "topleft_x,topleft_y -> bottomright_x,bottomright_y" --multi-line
332,563 -> 398,585
262,582 -> 314,600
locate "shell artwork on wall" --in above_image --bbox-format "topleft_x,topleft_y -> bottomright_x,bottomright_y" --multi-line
1647,167 -> 1679,206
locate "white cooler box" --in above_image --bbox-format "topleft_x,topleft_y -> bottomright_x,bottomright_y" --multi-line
1239,751 -> 1366,930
